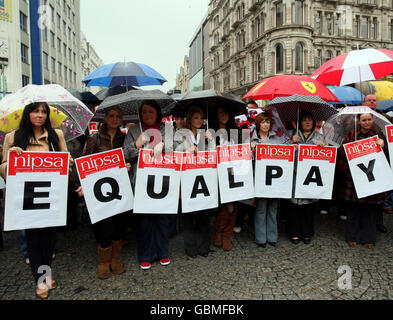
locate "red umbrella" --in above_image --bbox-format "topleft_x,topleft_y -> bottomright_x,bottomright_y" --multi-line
243,75 -> 339,102
311,48 -> 393,86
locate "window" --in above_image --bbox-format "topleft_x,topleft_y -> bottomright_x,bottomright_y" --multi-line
325,50 -> 332,63
57,14 -> 61,28
253,53 -> 263,81
20,11 -> 28,32
22,75 -> 30,87
295,43 -> 303,72
276,2 -> 284,27
294,0 -> 303,24
63,43 -> 67,57
43,52 -> 49,70
64,66 -> 67,80
371,17 -> 377,39
276,44 -> 284,73
325,13 -> 333,35
57,38 -> 61,52
353,15 -> 360,38
316,12 -> 322,34
42,27 -> 48,42
58,62 -> 62,77
50,31 -> 55,47
21,44 -> 28,63
360,16 -> 369,38
51,57 -> 56,72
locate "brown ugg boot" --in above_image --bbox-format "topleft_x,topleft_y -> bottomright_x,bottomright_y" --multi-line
213,206 -> 228,247
111,240 -> 125,275
222,207 -> 237,251
98,245 -> 112,280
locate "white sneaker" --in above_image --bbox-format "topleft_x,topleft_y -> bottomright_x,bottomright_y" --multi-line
320,210 -> 328,215
340,215 -> 347,221
233,227 -> 242,234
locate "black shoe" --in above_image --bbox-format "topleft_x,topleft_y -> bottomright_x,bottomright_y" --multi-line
187,253 -> 197,258
267,242 -> 276,247
291,238 -> 299,244
303,238 -> 311,245
377,224 -> 388,233
257,243 -> 266,248
199,253 -> 208,257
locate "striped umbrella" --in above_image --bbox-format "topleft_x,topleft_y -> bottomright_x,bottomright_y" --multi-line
311,48 -> 393,86
264,95 -> 338,126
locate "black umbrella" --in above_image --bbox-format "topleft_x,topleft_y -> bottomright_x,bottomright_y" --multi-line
178,89 -> 247,116
95,85 -> 139,101
94,89 -> 176,122
264,94 -> 338,126
66,88 -> 100,103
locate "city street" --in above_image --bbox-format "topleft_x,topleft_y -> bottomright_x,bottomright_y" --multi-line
1,206 -> 393,301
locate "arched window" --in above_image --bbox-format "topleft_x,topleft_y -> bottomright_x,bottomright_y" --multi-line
325,50 -> 332,63
295,42 -> 303,72
276,44 -> 284,73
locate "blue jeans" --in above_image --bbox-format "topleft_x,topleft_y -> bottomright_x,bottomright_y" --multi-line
19,230 -> 28,260
136,214 -> 171,263
383,191 -> 393,209
254,198 -> 278,244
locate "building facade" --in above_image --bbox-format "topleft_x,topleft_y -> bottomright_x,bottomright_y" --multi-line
207,0 -> 393,97
176,55 -> 190,93
0,0 -> 83,96
81,32 -> 103,91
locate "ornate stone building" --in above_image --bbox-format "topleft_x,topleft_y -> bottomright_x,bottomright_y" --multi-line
207,0 -> 393,97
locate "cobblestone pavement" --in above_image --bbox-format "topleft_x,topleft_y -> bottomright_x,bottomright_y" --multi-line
1,207 -> 393,301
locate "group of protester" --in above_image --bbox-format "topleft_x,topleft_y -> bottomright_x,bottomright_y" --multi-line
0,94 -> 391,299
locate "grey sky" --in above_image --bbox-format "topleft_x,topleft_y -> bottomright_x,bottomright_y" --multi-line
80,0 -> 210,93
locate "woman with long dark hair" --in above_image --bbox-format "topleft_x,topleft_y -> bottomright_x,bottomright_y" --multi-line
0,102 -> 72,299
210,105 -> 248,251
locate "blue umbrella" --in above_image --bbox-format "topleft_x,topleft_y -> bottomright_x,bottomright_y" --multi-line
83,61 -> 167,87
377,99 -> 393,112
326,85 -> 364,105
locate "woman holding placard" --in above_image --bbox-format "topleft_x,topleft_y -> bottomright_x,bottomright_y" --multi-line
251,112 -> 284,248
176,106 -> 215,258
79,107 -> 129,280
210,105 -> 246,251
288,111 -> 324,245
0,102 -> 71,299
339,113 -> 386,249
123,100 -> 175,270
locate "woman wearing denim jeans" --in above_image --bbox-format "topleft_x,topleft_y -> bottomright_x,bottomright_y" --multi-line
251,112 -> 285,247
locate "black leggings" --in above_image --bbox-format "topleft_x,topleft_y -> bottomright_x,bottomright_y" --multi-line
25,228 -> 56,284
286,202 -> 316,240
93,214 -> 125,248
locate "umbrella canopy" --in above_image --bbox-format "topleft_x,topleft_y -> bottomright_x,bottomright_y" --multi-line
95,85 -> 139,101
83,61 -> 167,87
177,89 -> 247,117
377,99 -> 393,112
326,85 -> 364,105
311,48 -> 393,86
321,106 -> 391,147
243,75 -> 340,102
264,94 -> 338,125
0,84 -> 94,144
94,89 -> 176,122
66,88 -> 100,103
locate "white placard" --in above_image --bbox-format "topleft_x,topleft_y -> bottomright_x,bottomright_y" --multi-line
217,144 -> 254,204
4,151 -> 69,231
344,136 -> 393,198
255,144 -> 295,199
294,145 -> 337,200
134,149 -> 182,214
75,148 -> 134,224
181,151 -> 218,213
